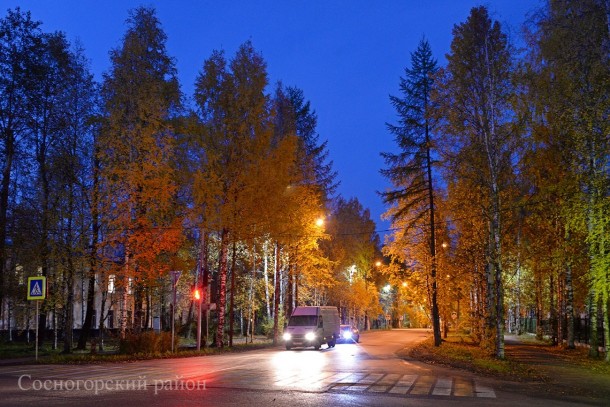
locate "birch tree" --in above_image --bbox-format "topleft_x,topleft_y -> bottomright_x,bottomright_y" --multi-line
99,6 -> 183,338
194,42 -> 277,347
0,8 -> 43,334
59,43 -> 97,351
434,7 -> 518,358
531,0 -> 610,358
27,31 -> 77,347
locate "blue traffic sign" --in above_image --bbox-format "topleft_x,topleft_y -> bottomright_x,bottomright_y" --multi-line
27,277 -> 46,300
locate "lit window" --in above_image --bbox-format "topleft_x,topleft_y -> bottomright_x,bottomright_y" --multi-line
15,265 -> 23,285
108,274 -> 116,294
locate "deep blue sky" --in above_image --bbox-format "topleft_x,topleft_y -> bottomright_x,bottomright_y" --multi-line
11,1 -> 539,233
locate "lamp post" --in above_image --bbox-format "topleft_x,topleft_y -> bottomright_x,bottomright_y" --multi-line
294,216 -> 325,312
383,283 -> 393,329
170,271 -> 181,352
363,261 -> 383,331
193,286 -> 202,351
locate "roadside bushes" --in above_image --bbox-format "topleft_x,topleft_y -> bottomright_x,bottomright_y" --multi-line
261,313 -> 285,339
119,331 -> 175,354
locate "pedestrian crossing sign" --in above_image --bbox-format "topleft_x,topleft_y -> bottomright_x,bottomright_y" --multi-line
27,277 -> 46,300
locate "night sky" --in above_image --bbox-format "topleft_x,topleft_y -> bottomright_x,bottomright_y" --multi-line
10,0 -> 539,234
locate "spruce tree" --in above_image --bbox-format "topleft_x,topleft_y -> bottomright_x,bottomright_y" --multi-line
381,38 -> 442,346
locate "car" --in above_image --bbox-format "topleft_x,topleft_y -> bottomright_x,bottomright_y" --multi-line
338,324 -> 360,343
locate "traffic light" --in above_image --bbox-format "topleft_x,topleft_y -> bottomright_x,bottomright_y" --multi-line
193,287 -> 201,301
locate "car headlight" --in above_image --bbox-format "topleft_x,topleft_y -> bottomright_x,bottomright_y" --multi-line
283,333 -> 292,341
342,331 -> 352,339
305,332 -> 316,341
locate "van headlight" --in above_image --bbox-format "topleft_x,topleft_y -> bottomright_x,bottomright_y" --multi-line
283,333 -> 292,341
342,331 -> 352,339
305,332 -> 316,341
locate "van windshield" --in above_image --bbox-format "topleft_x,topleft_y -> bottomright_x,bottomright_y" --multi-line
288,315 -> 318,326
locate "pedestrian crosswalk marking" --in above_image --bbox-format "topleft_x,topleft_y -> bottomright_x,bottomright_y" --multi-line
369,373 -> 401,393
327,373 -> 496,398
334,372 -> 367,384
410,375 -> 436,395
344,372 -> 383,392
453,377 -> 474,397
474,382 -> 496,398
0,362 -> 497,399
431,377 -> 452,396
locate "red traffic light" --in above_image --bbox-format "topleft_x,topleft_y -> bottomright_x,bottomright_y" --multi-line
193,288 -> 201,300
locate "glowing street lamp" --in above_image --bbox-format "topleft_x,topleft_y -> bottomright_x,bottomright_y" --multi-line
315,217 -> 324,228
193,286 -> 202,350
346,264 -> 357,283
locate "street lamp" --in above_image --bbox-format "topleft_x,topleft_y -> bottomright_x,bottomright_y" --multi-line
193,286 -> 203,351
381,284 -> 393,329
347,265 -> 356,283
170,270 -> 181,353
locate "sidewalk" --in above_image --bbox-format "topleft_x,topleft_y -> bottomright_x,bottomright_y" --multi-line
229,335 -> 271,345
504,334 -> 610,404
0,356 -> 37,366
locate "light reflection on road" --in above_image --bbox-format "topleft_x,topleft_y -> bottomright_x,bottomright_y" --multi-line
269,343 -> 364,389
271,348 -> 327,384
330,342 -> 364,370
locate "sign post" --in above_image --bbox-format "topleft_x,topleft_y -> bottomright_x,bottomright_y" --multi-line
27,277 -> 47,361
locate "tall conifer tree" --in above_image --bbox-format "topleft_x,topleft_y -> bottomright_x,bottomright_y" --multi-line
381,38 -> 442,346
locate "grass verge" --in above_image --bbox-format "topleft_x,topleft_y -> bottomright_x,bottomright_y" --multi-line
46,342 -> 275,364
0,339 -> 274,364
401,334 -> 545,382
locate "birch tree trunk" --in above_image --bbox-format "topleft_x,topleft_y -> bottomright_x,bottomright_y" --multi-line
264,242 -> 271,318
120,254 -> 129,339
229,240 -> 237,347
216,228 -> 229,348
588,293 -> 599,357
604,296 -> 610,362
273,242 -> 281,345
565,260 -> 575,348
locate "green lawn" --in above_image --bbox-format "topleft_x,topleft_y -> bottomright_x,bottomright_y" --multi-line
402,333 -> 543,381
0,336 -> 273,364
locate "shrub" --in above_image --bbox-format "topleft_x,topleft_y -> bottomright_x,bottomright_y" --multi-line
119,331 -> 175,354
157,331 -> 174,353
260,312 -> 285,339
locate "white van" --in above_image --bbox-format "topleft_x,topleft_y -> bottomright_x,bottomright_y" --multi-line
282,306 -> 340,350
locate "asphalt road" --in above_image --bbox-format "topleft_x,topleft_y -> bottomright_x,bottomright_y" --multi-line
0,329 -> 603,406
